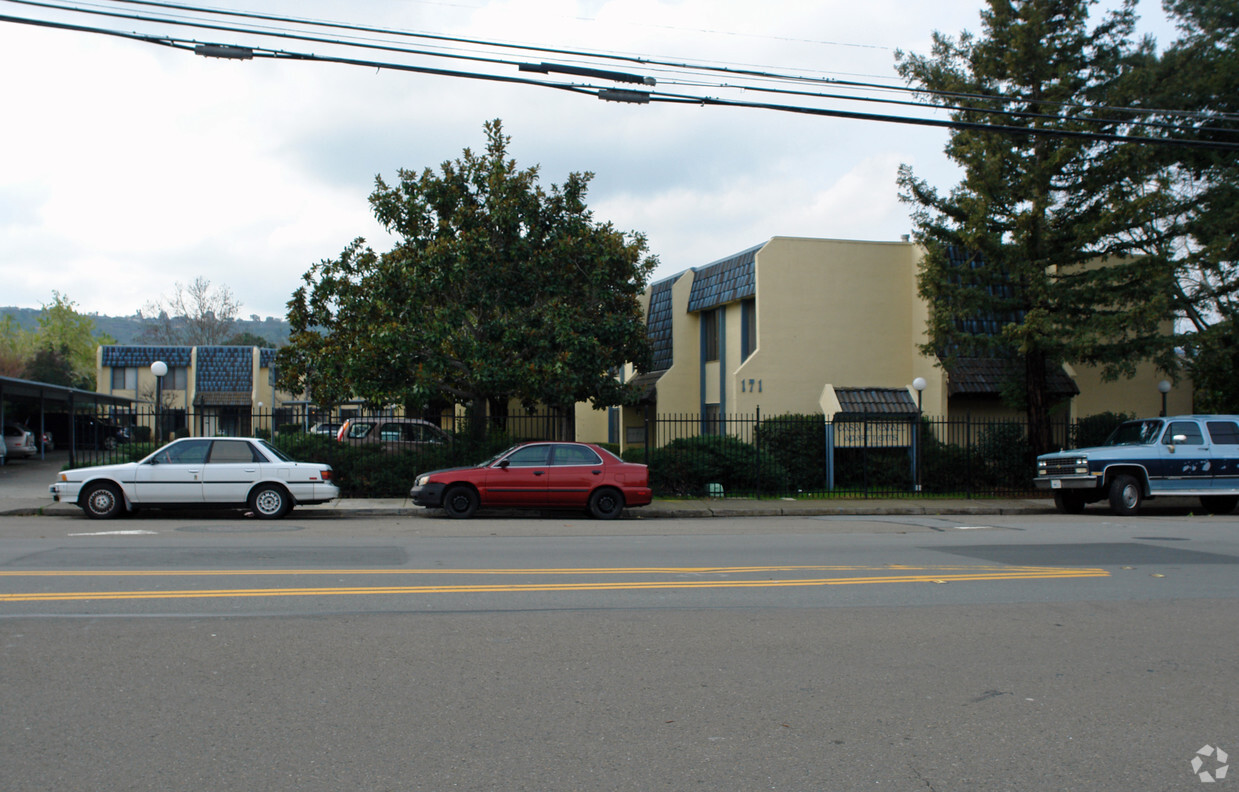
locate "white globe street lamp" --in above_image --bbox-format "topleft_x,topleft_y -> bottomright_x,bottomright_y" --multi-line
1158,380 -> 1171,417
151,361 -> 168,443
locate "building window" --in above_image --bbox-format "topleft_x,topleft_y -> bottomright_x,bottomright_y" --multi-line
110,367 -> 137,390
740,299 -> 756,361
702,309 -> 719,362
169,366 -> 188,390
703,404 -> 721,435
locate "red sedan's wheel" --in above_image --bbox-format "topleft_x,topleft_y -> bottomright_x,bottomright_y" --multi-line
443,486 -> 479,519
587,488 -> 625,520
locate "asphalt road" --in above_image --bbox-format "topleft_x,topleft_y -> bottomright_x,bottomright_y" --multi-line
2,511 -> 1237,791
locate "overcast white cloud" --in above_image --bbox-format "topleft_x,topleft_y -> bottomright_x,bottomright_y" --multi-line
0,0 -> 1175,319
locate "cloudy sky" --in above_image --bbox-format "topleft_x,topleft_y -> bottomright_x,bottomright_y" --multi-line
0,0 -> 1177,320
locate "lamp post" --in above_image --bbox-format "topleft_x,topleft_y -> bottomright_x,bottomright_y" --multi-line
150,361 -> 168,444
1158,380 -> 1171,417
912,377 -> 927,492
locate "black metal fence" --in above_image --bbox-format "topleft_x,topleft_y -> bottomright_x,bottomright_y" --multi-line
56,405 -> 587,498
632,410 -> 1088,499
57,404 -> 1114,499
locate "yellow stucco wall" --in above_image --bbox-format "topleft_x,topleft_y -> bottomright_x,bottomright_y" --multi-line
95,346 -> 294,413
728,237 -> 936,416
645,269 -> 700,416
623,236 -> 1193,440
1067,362 -> 1192,418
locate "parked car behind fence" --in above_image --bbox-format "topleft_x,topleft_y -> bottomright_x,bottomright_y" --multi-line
4,422 -> 38,459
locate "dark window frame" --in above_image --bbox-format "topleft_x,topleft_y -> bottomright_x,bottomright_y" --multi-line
702,310 -> 719,362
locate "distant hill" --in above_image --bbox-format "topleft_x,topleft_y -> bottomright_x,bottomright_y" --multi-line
0,307 -> 291,347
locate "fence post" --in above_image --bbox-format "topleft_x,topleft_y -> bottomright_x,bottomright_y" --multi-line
643,403 -> 651,467
754,406 -> 761,498
862,417 -> 869,496
824,417 -> 834,491
912,413 -> 921,494
965,412 -> 973,499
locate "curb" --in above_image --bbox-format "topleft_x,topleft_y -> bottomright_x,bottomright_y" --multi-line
3,502 -> 1059,520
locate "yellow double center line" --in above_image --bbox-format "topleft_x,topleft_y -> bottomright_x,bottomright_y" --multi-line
0,564 -> 1109,603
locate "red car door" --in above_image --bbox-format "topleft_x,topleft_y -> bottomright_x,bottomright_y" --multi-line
544,444 -> 605,507
482,444 -> 551,506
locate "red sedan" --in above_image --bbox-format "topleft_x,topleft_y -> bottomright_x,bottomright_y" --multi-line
409,441 -> 652,519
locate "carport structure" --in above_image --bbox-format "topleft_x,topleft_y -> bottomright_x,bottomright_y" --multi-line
0,375 -> 135,466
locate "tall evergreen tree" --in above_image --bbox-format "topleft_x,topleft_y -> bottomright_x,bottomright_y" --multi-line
896,0 -> 1182,454
1154,0 -> 1239,410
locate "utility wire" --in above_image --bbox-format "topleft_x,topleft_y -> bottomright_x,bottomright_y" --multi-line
88,0 -> 1239,124
2,4 -> 1235,151
10,0 -> 1239,138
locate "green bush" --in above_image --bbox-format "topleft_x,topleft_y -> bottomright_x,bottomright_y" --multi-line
636,434 -> 787,497
920,439 -> 979,494
972,422 -> 1033,490
754,414 -> 826,492
1072,411 -> 1132,449
834,446 -> 914,490
266,431 -> 524,498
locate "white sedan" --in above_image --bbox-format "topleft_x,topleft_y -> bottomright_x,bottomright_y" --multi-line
50,437 -> 339,519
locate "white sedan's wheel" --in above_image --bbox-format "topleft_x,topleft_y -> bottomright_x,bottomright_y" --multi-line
249,484 -> 291,519
82,483 -> 124,519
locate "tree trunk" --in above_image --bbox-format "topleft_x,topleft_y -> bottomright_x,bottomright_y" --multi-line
466,396 -> 489,442
555,405 -> 576,442
1025,350 -> 1052,457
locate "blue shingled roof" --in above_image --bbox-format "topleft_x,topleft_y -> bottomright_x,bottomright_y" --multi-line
101,346 -> 192,367
686,244 -> 759,313
945,247 -> 1022,337
195,346 -> 253,392
834,387 -> 918,417
647,278 -> 675,372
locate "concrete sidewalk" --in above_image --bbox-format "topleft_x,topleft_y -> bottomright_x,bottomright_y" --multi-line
0,449 -> 1058,518
8,495 -> 1062,520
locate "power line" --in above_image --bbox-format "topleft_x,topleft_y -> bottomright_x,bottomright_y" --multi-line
1,1 -> 1235,151
89,0 -> 1239,126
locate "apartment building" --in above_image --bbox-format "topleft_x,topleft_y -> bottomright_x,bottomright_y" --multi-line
582,236 -> 1190,448
98,345 -> 289,437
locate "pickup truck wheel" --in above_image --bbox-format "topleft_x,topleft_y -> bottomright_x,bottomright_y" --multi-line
1200,495 -> 1239,515
1108,474 -> 1143,516
1053,491 -> 1086,514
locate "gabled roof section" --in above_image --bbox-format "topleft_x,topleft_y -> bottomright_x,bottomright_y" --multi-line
627,369 -> 666,403
946,358 -> 1079,397
196,346 -> 254,393
647,278 -> 675,372
834,387 -> 918,418
101,345 -> 193,367
944,247 -> 1022,338
686,244 -> 760,313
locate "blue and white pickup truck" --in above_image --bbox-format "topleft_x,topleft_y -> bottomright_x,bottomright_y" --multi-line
1034,415 -> 1239,515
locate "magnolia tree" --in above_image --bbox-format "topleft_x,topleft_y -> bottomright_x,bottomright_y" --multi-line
278,120 -> 655,439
